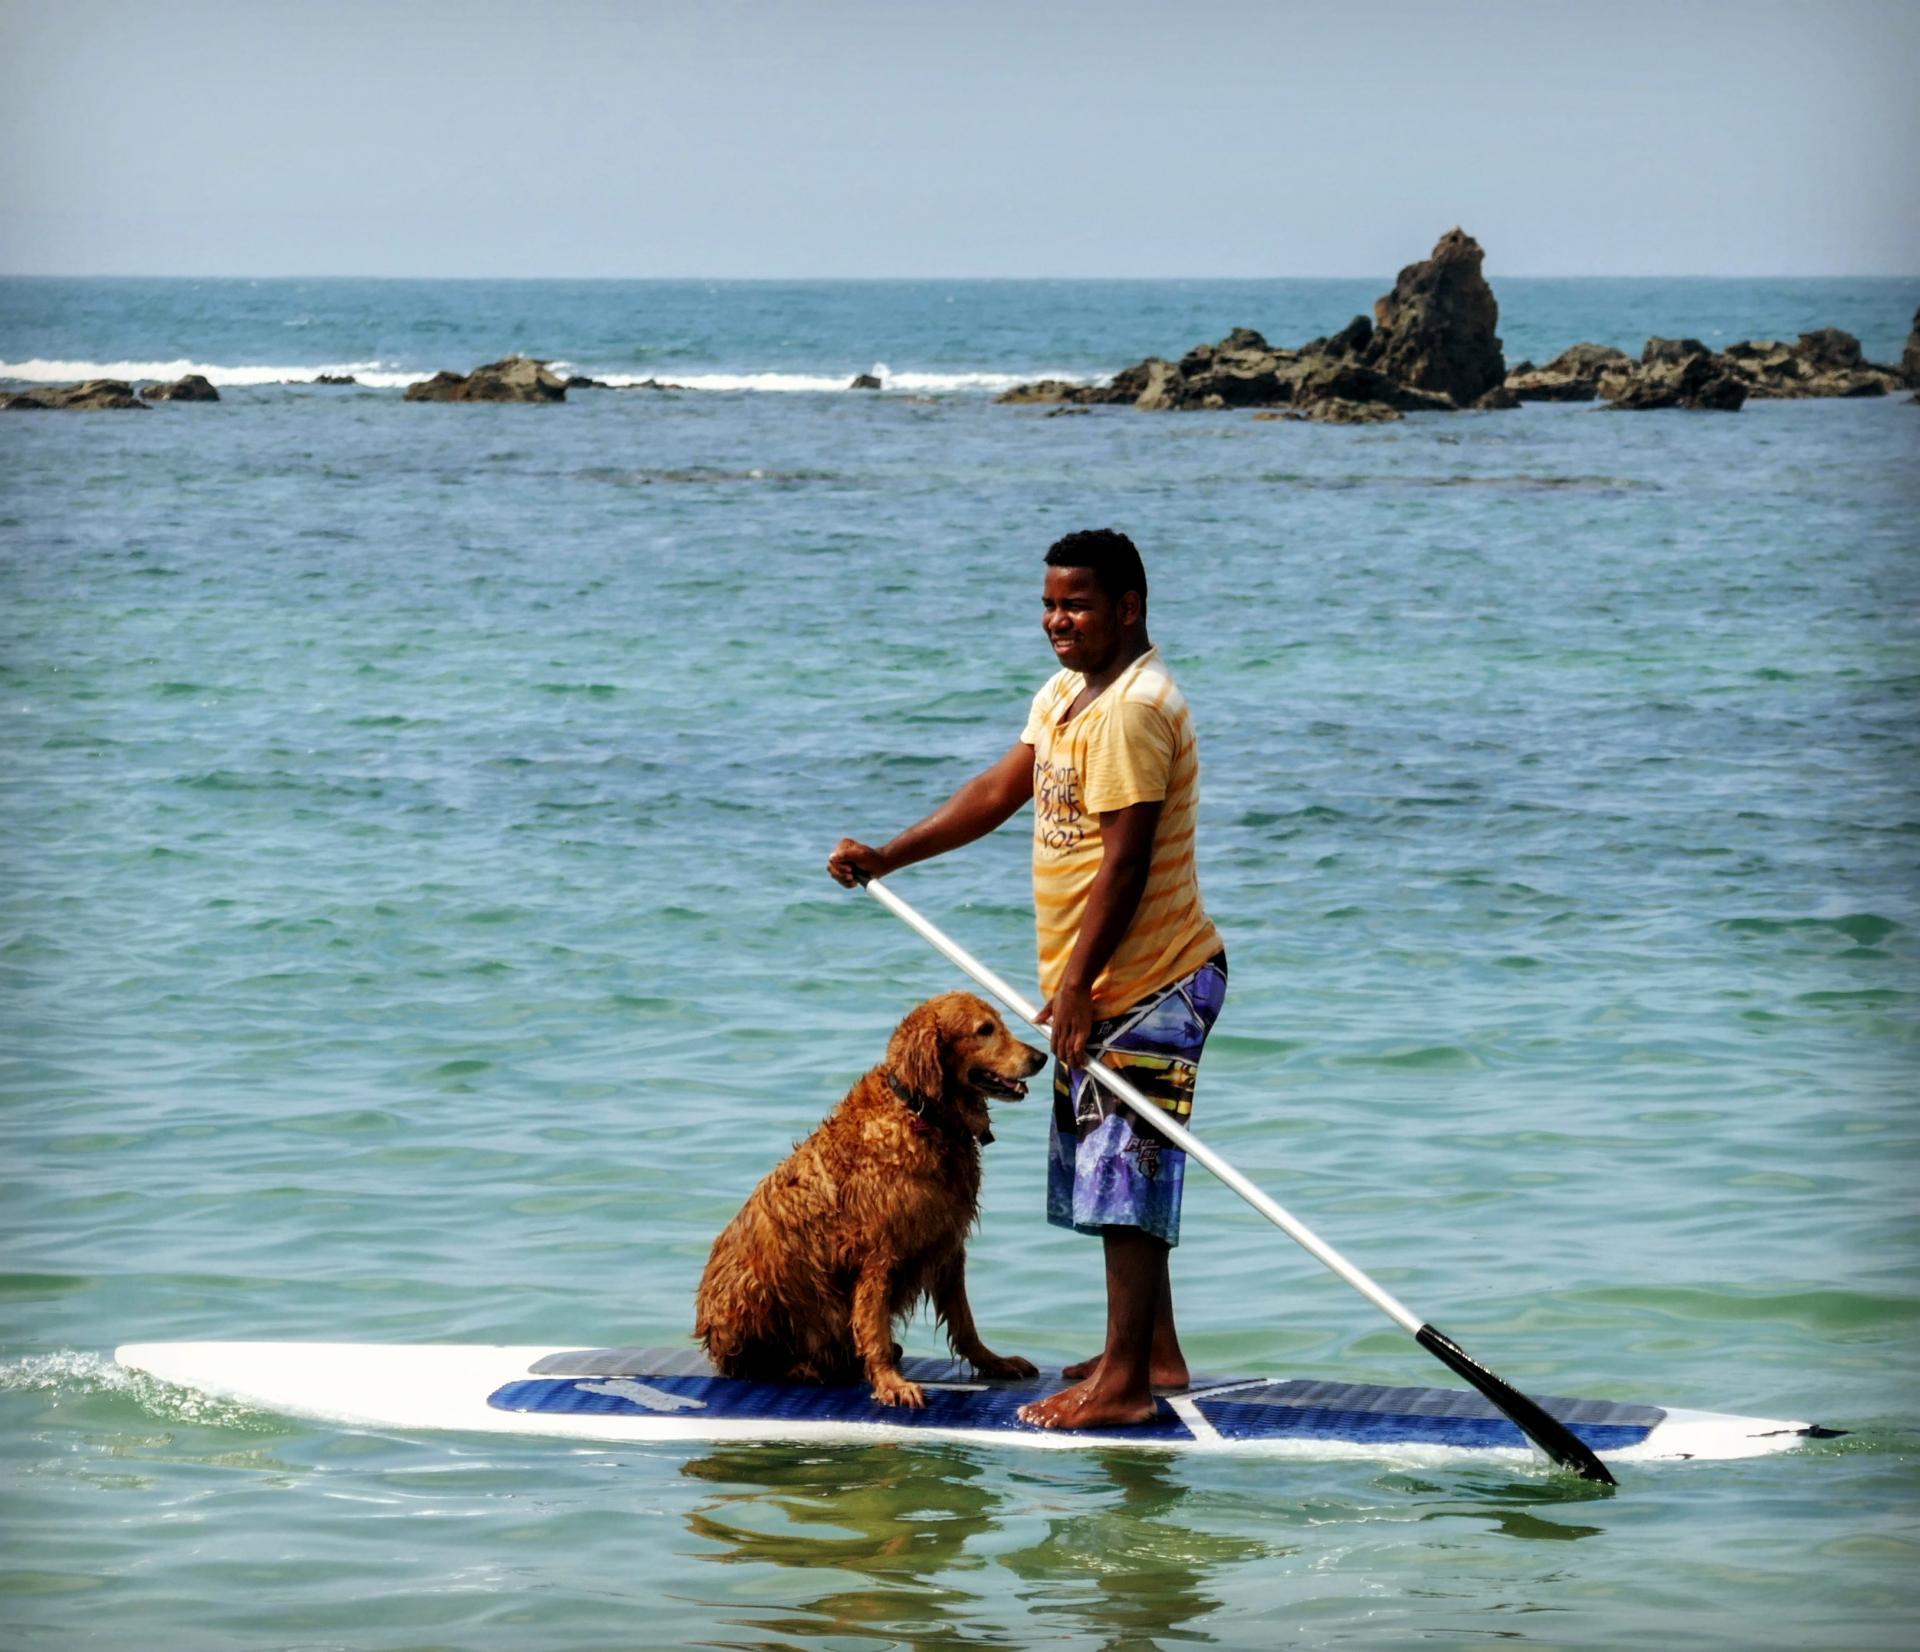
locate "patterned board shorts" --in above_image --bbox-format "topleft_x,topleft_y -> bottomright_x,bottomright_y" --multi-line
1046,953 -> 1227,1247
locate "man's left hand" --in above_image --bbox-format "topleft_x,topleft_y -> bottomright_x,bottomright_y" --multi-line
1035,982 -> 1095,1069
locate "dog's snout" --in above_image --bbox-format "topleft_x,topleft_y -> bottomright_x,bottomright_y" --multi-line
1019,1041 -> 1047,1075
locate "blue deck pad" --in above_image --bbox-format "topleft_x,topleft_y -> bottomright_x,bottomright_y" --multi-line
1196,1379 -> 1661,1453
488,1372 -> 1195,1443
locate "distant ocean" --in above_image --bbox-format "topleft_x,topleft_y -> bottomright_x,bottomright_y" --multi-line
3,275 -> 1917,1651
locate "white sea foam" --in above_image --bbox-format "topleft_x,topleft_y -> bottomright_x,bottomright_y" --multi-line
0,357 -> 1097,395
597,363 -> 1087,393
0,1348 -> 274,1429
0,358 -> 419,388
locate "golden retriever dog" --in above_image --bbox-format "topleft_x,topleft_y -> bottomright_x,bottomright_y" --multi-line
694,991 -> 1045,1407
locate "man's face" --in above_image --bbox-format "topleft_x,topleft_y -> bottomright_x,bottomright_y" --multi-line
1042,564 -> 1137,675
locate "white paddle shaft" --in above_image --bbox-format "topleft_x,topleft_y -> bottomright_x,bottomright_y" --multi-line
861,876 -> 1424,1338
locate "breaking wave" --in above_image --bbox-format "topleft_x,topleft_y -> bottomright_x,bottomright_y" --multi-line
0,1348 -> 275,1429
0,357 -> 419,388
0,357 -> 1094,395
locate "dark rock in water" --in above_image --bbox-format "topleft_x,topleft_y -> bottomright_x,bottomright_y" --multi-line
2,378 -> 147,410
1318,315 -> 1374,359
1642,336 -> 1711,368
623,377 -> 688,391
1606,349 -> 1746,411
996,378 -> 1087,405
314,373 -> 357,385
1714,331 -> 1899,399
143,373 -> 219,402
1795,328 -> 1862,373
1045,406 -> 1092,417
1252,398 -> 1404,424
1294,359 -> 1454,412
848,373 -> 882,390
565,374 -> 611,390
1507,343 -> 1633,402
1904,308 -> 1920,387
405,355 -> 566,403
1361,227 -> 1505,406
1473,385 -> 1521,410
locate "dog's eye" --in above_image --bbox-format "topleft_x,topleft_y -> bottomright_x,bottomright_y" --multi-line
975,1022 -> 994,1037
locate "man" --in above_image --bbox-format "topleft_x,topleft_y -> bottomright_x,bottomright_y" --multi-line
828,528 -> 1225,1429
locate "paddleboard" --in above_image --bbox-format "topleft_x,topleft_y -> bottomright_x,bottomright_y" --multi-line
112,1342 -> 1837,1467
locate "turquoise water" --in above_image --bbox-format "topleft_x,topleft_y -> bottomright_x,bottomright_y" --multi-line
3,278 -> 1918,1648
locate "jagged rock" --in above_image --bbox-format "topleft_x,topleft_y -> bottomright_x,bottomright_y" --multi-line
1904,308 -> 1920,387
1606,347 -> 1746,411
143,373 -> 219,402
1716,331 -> 1898,398
848,373 -> 882,390
1361,228 -> 1505,406
1313,315 -> 1374,359
1130,358 -> 1188,411
622,377 -> 688,391
314,373 -> 357,385
1643,336 -> 1710,368
565,374 -> 611,390
1303,397 -> 1403,424
1507,343 -> 1634,402
1045,406 -> 1091,417
404,355 -> 566,403
1252,399 -> 1403,424
1473,385 -> 1521,410
996,378 -> 1085,405
1294,359 -> 1453,412
1795,328 -> 1861,373
2,378 -> 146,410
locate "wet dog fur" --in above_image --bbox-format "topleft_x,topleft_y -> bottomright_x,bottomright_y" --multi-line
693,991 -> 1044,1406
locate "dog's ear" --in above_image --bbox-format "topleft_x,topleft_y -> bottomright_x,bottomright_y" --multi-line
888,1004 -> 945,1100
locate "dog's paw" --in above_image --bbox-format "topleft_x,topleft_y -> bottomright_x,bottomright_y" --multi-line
870,1373 -> 926,1409
972,1353 -> 1039,1381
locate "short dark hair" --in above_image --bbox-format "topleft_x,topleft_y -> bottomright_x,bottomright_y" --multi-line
1045,528 -> 1148,604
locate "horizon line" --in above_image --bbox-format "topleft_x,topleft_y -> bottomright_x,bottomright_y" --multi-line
4,270 -> 1918,285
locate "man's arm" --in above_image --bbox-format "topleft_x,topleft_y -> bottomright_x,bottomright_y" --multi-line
828,740 -> 1034,887
1035,799 -> 1162,1068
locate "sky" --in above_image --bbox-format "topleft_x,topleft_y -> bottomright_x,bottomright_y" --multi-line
1,0 -> 1915,278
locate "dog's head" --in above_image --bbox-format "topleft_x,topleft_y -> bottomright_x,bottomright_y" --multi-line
886,991 -> 1047,1141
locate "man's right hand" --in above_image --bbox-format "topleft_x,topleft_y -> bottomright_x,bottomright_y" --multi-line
828,838 -> 890,888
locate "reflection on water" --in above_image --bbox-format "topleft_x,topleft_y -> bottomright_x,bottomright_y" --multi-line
680,1443 -> 1285,1651
682,1442 -> 1005,1650
999,1451 -> 1281,1650
1395,1471 -> 1611,1541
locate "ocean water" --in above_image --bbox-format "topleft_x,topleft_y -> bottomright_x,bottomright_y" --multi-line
3,276 -> 1917,1650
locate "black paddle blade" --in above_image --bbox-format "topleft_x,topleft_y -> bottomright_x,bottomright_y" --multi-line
1415,1324 -> 1618,1487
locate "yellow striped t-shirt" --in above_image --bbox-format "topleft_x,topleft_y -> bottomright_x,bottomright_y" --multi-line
1021,646 -> 1221,1016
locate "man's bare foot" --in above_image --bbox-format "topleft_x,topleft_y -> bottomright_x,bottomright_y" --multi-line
1060,1352 -> 1190,1389
1017,1376 -> 1159,1430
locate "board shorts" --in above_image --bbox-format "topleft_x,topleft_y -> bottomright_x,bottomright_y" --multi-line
1046,952 -> 1226,1247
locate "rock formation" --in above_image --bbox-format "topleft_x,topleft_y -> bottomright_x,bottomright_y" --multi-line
997,230 -> 1498,415
2,379 -> 147,410
142,373 -> 220,402
1905,308 -> 1920,388
1603,341 -> 1747,411
564,374 -> 611,390
313,373 -> 357,385
848,372 -> 882,390
1506,343 -> 1634,402
405,355 -> 567,403
1361,228 -> 1505,405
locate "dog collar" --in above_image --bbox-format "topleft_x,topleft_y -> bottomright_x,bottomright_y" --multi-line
885,1068 -> 992,1147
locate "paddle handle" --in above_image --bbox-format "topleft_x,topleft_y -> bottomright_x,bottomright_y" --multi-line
859,874 -> 1423,1337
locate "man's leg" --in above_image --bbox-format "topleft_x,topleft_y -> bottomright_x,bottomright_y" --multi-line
1060,1246 -> 1188,1389
1018,1225 -> 1170,1428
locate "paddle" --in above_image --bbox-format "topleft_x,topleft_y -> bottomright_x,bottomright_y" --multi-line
853,871 -> 1618,1486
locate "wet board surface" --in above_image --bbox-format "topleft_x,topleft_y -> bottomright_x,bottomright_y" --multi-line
113,1342 -> 1835,1466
